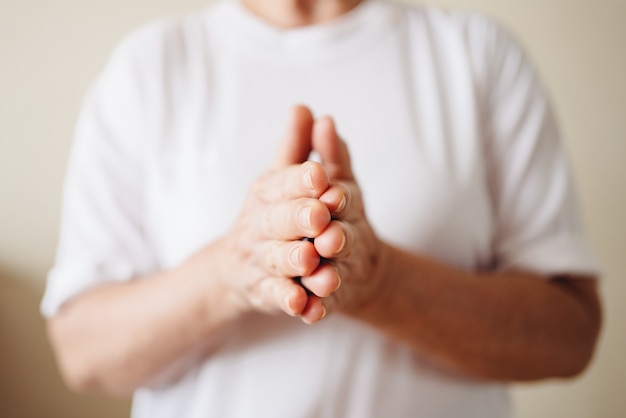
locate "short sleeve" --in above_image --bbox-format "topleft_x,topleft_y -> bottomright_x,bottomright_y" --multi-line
41,27 -> 164,317
481,21 -> 600,277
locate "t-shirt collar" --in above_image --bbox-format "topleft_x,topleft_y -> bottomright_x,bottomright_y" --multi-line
209,0 -> 401,67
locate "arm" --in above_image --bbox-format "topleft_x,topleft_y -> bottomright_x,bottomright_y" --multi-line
47,106 -> 342,394
356,245 -> 601,381
308,116 -> 602,382
48,241 -> 242,395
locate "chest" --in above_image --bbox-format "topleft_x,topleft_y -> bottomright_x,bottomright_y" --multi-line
143,29 -> 495,270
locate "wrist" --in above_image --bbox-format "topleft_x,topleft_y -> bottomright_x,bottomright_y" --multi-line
178,238 -> 251,326
347,240 -> 397,322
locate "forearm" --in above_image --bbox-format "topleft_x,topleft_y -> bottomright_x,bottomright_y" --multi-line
47,109 -> 347,395
47,239 -> 246,395
352,243 -> 601,382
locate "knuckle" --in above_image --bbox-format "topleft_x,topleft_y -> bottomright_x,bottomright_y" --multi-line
267,241 -> 282,273
249,174 -> 268,196
259,206 -> 274,238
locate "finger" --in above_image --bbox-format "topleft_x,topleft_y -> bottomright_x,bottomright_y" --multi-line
252,161 -> 330,203
313,220 -> 354,259
257,239 -> 320,278
259,198 -> 331,240
300,263 -> 341,298
252,275 -> 309,316
275,278 -> 310,317
318,182 -> 350,218
300,295 -> 327,324
312,116 -> 354,180
272,105 -> 314,169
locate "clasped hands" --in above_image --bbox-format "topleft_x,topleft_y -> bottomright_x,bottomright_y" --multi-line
218,105 -> 386,324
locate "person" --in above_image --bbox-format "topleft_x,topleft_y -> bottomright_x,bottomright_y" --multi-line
41,0 -> 602,417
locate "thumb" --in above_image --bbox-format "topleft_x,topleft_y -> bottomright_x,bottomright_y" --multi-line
272,104 -> 314,169
312,116 -> 354,180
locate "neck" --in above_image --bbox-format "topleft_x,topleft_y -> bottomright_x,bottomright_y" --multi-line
242,0 -> 364,28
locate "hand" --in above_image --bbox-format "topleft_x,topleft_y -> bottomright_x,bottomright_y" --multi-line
214,106 -> 343,322
301,116 -> 387,318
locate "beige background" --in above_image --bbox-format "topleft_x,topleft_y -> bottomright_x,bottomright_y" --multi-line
1,0 -> 624,416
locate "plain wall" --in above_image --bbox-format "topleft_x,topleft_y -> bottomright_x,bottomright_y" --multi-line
1,0 -> 624,417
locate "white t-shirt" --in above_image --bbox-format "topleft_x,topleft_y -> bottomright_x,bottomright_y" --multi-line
42,0 -> 599,417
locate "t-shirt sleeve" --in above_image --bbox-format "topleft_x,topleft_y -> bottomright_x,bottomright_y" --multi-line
479,19 -> 600,277
41,27 -> 164,317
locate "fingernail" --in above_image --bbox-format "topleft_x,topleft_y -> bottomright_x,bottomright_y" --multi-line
284,295 -> 295,316
335,232 -> 346,254
320,305 -> 327,319
333,267 -> 342,292
298,206 -> 312,229
336,194 -> 347,213
304,167 -> 314,190
290,246 -> 300,269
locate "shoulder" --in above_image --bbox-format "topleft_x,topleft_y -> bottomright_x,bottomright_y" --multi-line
79,10 -> 216,153
398,2 -> 501,37
106,10 -> 212,77
395,1 -> 530,95
396,1 -> 520,57
88,7 -> 219,127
